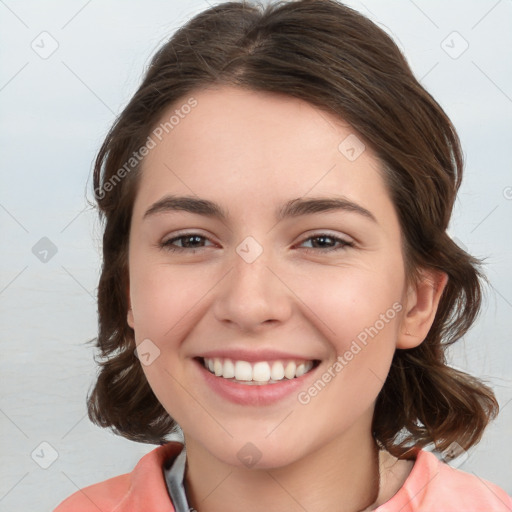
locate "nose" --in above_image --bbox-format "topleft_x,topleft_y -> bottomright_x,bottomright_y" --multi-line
212,248 -> 293,333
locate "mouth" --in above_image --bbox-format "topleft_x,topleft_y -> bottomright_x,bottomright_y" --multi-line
197,357 -> 321,385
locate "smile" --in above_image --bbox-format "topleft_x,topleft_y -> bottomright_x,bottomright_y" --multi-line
200,357 -> 319,385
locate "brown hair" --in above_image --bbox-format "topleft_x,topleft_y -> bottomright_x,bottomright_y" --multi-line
87,0 -> 499,456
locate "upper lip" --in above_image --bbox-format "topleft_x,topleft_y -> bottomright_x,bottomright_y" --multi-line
195,349 -> 318,363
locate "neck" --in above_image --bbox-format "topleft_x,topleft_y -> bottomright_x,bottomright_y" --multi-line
183,421 -> 386,512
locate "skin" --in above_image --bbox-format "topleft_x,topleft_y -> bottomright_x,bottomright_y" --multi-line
126,85 -> 447,512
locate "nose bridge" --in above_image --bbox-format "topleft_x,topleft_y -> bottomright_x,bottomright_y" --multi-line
212,236 -> 292,330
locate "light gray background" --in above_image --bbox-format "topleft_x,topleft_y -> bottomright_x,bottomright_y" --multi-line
1,0 -> 511,510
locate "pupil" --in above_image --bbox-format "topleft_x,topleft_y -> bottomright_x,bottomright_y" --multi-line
313,236 -> 332,248
184,235 -> 202,247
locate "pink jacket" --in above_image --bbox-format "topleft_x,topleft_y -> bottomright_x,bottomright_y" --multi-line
54,441 -> 512,511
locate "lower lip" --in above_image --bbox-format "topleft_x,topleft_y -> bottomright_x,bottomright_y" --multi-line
194,358 -> 319,406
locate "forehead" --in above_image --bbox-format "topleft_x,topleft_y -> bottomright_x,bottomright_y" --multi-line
133,85 -> 393,223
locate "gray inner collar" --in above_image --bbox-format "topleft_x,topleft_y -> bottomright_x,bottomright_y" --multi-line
163,445 -> 195,512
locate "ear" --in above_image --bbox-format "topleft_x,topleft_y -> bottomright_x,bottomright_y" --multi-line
397,269 -> 448,349
126,279 -> 134,329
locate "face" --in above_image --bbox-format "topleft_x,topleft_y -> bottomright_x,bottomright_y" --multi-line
127,85 -> 411,469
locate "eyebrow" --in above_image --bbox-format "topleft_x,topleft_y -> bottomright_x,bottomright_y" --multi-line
143,195 -> 377,223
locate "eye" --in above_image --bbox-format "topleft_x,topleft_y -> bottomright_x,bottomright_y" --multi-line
160,233 -> 214,253
297,233 -> 354,253
159,232 -> 354,254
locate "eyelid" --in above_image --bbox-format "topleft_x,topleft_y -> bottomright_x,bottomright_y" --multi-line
160,230 -> 218,250
296,229 -> 354,245
160,230 -> 355,254
295,232 -> 355,253
161,229 -> 215,243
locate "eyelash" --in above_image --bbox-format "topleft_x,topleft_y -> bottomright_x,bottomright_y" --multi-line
159,232 -> 354,254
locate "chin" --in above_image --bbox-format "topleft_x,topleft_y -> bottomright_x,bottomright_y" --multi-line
200,434 -> 307,471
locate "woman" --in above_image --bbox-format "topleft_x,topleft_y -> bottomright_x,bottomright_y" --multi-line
55,1 -> 511,510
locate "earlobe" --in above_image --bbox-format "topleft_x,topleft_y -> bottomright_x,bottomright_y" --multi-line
127,308 -> 134,329
397,269 -> 448,349
126,278 -> 134,329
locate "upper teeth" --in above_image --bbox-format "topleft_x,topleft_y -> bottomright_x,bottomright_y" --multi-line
203,358 -> 314,383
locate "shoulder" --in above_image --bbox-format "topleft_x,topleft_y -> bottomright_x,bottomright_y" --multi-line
378,448 -> 512,512
53,442 -> 183,512
54,473 -> 131,512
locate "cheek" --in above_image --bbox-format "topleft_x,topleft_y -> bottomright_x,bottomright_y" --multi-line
292,271 -> 402,437
129,260 -> 208,340
290,262 -> 404,411
291,262 -> 404,351
130,263 -> 203,419
293,263 -> 404,418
